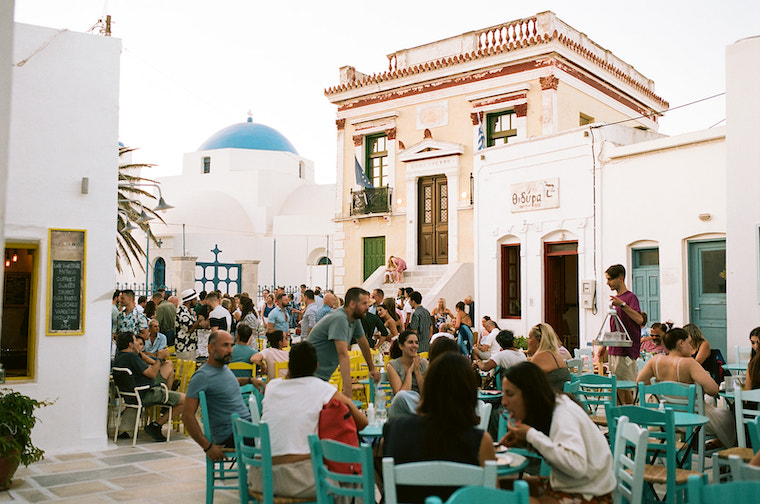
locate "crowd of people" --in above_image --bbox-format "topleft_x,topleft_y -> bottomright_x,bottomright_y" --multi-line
108,261 -> 760,503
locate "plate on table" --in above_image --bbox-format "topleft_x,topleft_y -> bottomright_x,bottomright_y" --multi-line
495,453 -> 514,466
494,444 -> 509,453
480,390 -> 502,395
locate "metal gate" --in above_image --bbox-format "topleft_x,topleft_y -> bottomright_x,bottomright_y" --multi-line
196,245 -> 241,295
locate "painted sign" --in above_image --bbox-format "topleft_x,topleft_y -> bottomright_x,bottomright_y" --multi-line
47,229 -> 86,335
510,178 -> 559,212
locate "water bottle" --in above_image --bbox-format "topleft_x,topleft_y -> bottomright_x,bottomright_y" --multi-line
366,403 -> 376,426
658,399 -> 666,412
249,393 -> 260,424
375,385 -> 387,423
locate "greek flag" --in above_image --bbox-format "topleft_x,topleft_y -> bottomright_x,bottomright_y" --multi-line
354,156 -> 373,188
477,121 -> 486,151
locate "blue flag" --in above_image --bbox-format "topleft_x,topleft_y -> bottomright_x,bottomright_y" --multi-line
477,121 -> 486,151
354,156 -> 373,188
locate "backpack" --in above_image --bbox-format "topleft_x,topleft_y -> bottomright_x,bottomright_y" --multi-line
318,398 -> 361,474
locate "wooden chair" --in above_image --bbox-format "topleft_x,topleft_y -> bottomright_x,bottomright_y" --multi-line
228,362 -> 256,378
727,453 -> 760,481
565,358 -> 583,375
382,457 -> 497,504
476,400 -> 492,431
578,374 -> 617,426
307,434 -> 375,504
112,367 -> 172,446
424,483 -> 530,504
611,415 -> 649,504
273,360 -> 289,379
712,392 -> 760,482
199,391 -> 238,504
637,381 -> 697,469
232,415 -> 316,504
686,473 -> 760,503
574,347 -> 594,374
607,405 -> 705,504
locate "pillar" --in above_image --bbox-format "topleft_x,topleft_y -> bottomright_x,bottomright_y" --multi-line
170,256 -> 198,294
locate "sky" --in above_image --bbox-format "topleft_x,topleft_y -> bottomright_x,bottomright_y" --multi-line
13,0 -> 760,183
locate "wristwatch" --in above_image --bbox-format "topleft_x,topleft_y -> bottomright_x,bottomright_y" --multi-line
620,302 -> 627,308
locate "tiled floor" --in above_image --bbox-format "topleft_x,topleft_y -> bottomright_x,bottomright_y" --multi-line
1,429 -> 239,503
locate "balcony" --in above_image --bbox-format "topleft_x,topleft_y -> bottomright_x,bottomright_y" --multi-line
350,186 -> 393,216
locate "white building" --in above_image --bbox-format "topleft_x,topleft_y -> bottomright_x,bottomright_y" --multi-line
116,118 -> 336,296
474,35 -> 759,361
1,19 -> 121,454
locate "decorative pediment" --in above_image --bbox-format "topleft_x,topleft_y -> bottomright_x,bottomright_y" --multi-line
398,138 -> 464,162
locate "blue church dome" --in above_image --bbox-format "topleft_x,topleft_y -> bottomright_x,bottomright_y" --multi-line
198,118 -> 298,154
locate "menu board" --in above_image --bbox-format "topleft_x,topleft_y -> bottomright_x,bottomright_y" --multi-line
47,229 -> 86,335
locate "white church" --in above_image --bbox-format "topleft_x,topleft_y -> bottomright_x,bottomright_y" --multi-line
117,116 -> 336,297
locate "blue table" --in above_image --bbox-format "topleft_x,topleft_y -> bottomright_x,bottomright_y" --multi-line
495,451 -> 528,477
479,390 -> 503,401
359,421 -> 385,438
723,363 -> 748,372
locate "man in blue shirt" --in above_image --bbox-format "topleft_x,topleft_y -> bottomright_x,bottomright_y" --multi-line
267,292 -> 290,333
183,330 -> 263,461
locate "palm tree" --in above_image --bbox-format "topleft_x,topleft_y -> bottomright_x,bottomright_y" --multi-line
117,146 -> 166,274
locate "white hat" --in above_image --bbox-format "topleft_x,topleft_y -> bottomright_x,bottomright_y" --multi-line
181,288 -> 198,303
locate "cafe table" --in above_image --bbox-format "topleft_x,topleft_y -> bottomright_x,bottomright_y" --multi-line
359,421 -> 385,439
478,389 -> 503,401
723,363 -> 748,373
495,449 -> 529,477
669,411 -> 709,468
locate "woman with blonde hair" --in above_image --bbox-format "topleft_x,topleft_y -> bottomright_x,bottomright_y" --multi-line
431,297 -> 454,331
526,323 -> 572,390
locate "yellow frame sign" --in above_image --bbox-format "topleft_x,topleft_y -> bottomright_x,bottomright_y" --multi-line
46,229 -> 86,335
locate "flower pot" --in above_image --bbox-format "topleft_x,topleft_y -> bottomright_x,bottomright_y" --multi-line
0,450 -> 21,490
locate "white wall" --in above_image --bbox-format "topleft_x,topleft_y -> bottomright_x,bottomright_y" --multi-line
0,2 -> 13,309
726,36 -> 760,357
6,23 -> 120,454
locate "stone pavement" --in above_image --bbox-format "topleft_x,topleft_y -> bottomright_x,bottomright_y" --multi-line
0,430 -> 237,503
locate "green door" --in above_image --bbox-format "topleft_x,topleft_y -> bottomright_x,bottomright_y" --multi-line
632,248 -> 660,325
688,240 -> 727,351
363,237 -> 385,281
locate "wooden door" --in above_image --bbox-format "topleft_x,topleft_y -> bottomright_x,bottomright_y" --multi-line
363,236 -> 386,281
689,240 -> 726,351
418,175 -> 448,265
632,248 -> 660,325
544,242 -> 579,350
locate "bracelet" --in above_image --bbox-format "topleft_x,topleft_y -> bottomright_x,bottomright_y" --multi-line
204,442 -> 213,452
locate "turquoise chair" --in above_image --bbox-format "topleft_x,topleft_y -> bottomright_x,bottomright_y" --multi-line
607,406 -> 705,504
232,415 -> 316,504
382,458 -> 497,504
496,412 -> 551,477
686,473 -> 760,503
578,374 -> 617,427
423,483 -> 530,504
611,416 -> 649,504
239,383 -> 263,420
199,391 -> 239,504
727,453 -> 760,481
713,415 -> 760,482
637,381 -> 697,469
307,434 -> 374,504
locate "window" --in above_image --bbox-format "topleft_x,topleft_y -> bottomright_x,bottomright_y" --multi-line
486,110 -> 517,147
317,256 -> 332,265
579,113 -> 594,126
298,161 -> 304,179
202,156 -> 211,174
500,244 -> 521,318
2,244 -> 38,379
365,133 -> 388,187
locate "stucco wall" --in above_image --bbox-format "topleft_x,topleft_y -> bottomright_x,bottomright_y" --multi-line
6,23 -> 121,454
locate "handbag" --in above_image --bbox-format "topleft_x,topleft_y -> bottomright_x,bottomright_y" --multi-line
318,397 -> 361,474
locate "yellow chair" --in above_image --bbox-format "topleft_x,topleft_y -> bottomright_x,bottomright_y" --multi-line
228,362 -> 256,378
273,360 -> 289,379
350,367 -> 370,407
419,352 -> 429,359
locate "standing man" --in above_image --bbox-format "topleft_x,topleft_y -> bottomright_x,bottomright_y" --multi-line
111,290 -> 121,358
408,291 -> 433,353
464,295 -> 475,324
402,288 -> 414,328
267,292 -> 290,333
315,292 -> 336,322
155,294 -> 178,347
206,291 -> 232,334
300,289 -> 319,337
369,288 -> 384,315
176,289 -> 201,361
117,290 -> 149,340
605,264 -> 643,404
307,287 -> 380,397
183,331 -> 262,460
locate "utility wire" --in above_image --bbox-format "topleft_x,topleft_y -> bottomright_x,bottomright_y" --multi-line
591,92 -> 726,129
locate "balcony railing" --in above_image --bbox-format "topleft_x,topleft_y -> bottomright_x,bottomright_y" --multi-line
350,186 -> 392,216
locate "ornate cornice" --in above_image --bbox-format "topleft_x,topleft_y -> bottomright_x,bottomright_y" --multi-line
540,75 -> 559,90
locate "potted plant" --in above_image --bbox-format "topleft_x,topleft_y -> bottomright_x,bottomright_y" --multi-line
0,388 -> 52,490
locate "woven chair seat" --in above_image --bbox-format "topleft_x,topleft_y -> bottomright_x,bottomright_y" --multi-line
643,464 -> 703,485
715,446 -> 754,461
590,415 -> 607,426
249,491 -> 314,504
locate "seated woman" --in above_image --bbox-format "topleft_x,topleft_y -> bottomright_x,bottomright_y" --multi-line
746,326 -> 760,390
384,256 -> 397,283
252,341 -> 367,499
477,330 -> 527,373
501,361 -> 616,503
251,330 -> 289,380
527,323 -> 572,391
637,327 -> 735,447
432,297 -> 454,331
386,330 -> 428,418
383,352 -> 496,504
684,323 -> 718,382
391,256 -> 407,283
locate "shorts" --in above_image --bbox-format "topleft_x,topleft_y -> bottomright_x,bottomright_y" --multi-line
608,355 -> 636,382
249,458 -> 315,499
143,375 -> 181,406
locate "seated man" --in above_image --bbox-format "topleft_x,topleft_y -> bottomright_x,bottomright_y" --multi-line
143,319 -> 175,388
113,331 -> 185,441
230,324 -> 256,377
476,330 -> 527,373
183,331 -> 263,460
251,330 -> 290,380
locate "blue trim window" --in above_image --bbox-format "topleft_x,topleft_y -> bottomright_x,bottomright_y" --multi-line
202,156 -> 211,174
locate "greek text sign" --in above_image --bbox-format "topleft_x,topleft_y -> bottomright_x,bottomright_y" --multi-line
510,178 -> 559,212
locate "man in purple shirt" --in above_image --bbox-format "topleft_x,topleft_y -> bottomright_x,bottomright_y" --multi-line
605,264 -> 643,404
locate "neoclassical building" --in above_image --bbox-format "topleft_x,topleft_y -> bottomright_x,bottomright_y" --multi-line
325,11 -> 668,307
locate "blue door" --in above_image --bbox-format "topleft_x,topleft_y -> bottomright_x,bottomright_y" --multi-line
632,248 -> 660,325
688,240 -> 727,351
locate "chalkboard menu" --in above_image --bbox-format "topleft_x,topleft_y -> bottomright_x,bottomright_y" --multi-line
47,229 -> 86,335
